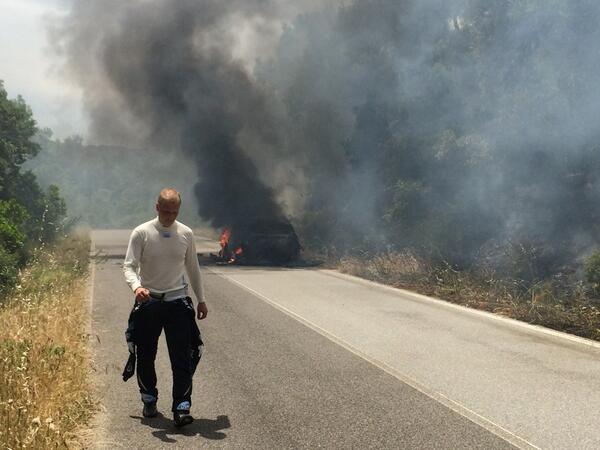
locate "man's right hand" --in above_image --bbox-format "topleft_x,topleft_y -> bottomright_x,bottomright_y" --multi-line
134,287 -> 151,303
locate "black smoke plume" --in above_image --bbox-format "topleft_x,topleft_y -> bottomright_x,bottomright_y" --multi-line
54,0 -> 600,274
53,0 -> 306,229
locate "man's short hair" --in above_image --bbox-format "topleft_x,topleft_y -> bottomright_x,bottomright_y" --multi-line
157,188 -> 181,206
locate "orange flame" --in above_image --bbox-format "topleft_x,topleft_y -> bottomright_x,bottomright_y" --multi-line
228,247 -> 243,264
220,228 -> 243,263
219,228 -> 231,248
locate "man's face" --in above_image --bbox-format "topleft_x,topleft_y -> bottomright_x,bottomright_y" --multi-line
156,200 -> 180,227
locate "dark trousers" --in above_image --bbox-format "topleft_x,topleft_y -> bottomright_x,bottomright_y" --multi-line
135,298 -> 193,411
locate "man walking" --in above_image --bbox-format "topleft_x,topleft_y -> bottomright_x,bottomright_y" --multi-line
123,188 -> 208,427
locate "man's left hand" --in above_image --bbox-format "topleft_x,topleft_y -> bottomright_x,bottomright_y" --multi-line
197,302 -> 208,320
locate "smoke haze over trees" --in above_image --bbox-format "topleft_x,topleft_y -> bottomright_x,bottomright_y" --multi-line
45,0 -> 600,277
30,131 -> 201,228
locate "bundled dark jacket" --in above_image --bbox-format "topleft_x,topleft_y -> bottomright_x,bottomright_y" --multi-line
122,296 -> 203,381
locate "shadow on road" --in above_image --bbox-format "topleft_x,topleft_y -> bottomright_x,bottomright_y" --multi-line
129,413 -> 231,443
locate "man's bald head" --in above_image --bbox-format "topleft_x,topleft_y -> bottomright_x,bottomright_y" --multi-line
156,188 -> 181,227
157,188 -> 181,206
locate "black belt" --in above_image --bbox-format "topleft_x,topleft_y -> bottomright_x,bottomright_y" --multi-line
149,292 -> 186,301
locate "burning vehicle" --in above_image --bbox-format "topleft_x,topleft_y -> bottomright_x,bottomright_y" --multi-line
216,218 -> 301,264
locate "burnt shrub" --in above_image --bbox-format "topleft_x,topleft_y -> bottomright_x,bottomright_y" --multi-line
475,238 -> 574,291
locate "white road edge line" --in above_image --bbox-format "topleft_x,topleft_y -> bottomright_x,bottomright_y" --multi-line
207,266 -> 540,450
321,269 -> 600,351
86,236 -> 110,450
89,238 -> 96,316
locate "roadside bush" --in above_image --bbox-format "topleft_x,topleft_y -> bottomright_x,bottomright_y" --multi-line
0,199 -> 28,293
0,246 -> 19,293
585,250 -> 600,295
0,199 -> 28,254
507,240 -> 572,286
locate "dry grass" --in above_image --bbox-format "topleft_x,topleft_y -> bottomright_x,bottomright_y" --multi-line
339,251 -> 600,341
0,233 -> 94,449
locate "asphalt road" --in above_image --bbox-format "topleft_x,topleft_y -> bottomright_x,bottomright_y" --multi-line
88,230 -> 600,449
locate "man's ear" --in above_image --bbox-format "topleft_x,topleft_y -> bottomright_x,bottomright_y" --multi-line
155,203 -> 160,213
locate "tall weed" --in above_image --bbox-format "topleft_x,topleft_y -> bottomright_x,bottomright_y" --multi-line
0,233 -> 94,449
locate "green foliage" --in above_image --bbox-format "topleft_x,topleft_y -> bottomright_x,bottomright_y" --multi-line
35,184 -> 67,243
0,82 -> 39,199
0,246 -> 19,294
0,82 -> 67,292
585,251 -> 600,294
0,199 -> 27,255
0,199 -> 25,291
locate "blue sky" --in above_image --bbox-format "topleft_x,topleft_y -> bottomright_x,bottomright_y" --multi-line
0,0 -> 85,138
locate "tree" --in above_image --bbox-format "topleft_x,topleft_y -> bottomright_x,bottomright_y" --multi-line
0,82 -> 68,293
0,81 -> 40,200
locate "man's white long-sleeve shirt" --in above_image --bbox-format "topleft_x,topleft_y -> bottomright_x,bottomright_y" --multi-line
123,218 -> 205,303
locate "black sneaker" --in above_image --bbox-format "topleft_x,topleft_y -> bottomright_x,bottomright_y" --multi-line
143,402 -> 158,418
173,410 -> 194,427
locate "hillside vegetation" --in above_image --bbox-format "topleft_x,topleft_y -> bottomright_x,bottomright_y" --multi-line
29,132 -> 202,229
